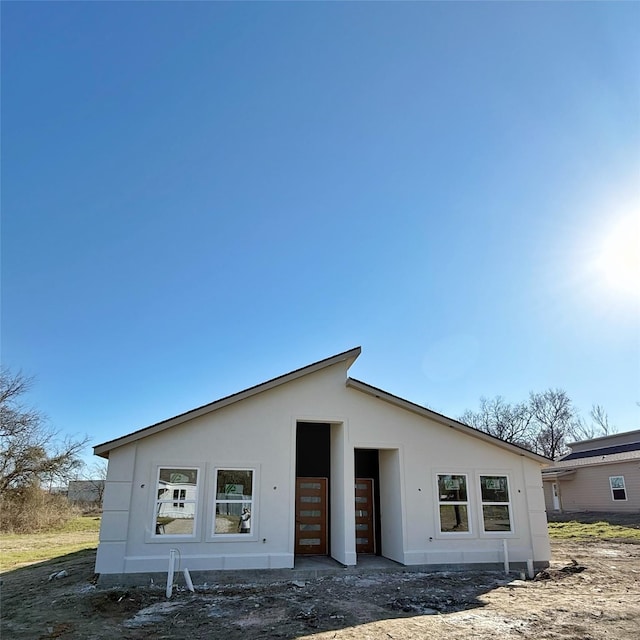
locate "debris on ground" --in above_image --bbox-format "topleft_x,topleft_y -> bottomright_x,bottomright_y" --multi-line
2,539 -> 639,640
534,558 -> 587,581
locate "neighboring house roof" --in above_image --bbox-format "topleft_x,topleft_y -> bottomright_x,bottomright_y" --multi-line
542,448 -> 640,476
541,428 -> 640,479
560,441 -> 640,461
542,443 -> 640,479
93,347 -> 550,464
566,428 -> 640,452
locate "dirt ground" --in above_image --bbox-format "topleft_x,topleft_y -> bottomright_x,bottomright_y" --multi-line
2,515 -> 639,640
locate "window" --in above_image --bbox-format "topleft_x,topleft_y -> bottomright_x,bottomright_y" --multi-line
610,476 -> 627,501
155,468 -> 198,536
479,475 -> 512,532
214,469 -> 254,535
437,474 -> 470,533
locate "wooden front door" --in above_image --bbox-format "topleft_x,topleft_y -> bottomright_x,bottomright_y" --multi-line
355,478 -> 375,554
295,477 -> 328,555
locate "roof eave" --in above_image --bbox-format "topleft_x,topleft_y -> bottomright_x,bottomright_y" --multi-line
541,469 -> 577,479
546,452 -> 640,471
94,346 -> 362,458
345,377 -> 551,465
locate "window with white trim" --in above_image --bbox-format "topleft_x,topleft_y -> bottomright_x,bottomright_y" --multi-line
213,469 -> 254,535
155,468 -> 199,536
437,474 -> 470,533
479,475 -> 512,532
610,476 -> 627,501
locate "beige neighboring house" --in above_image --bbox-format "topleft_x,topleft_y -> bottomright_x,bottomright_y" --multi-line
93,347 -> 551,582
542,430 -> 640,513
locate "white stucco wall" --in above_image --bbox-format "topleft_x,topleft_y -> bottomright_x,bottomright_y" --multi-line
96,361 -> 550,575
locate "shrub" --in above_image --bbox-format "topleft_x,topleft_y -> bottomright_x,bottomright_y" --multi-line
0,484 -> 80,533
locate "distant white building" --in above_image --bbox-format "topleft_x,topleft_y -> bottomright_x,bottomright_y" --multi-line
68,480 -> 105,504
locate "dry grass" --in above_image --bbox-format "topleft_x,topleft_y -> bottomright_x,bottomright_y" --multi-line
0,516 -> 100,572
0,486 -> 81,534
548,520 -> 640,541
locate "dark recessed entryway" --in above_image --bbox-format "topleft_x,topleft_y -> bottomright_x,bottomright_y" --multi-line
355,448 -> 382,555
295,422 -> 330,555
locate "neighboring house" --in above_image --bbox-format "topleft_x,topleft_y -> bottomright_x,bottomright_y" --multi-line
68,480 -> 105,504
542,430 -> 640,513
93,347 -> 551,580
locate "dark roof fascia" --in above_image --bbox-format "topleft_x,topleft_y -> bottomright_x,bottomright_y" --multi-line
562,441 -> 640,461
345,377 -> 551,465
94,346 -> 362,458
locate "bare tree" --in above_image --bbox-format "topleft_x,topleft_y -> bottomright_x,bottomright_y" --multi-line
528,389 -> 579,459
0,367 -> 88,492
460,396 -> 534,449
564,403 -> 618,443
569,419 -> 599,443
461,388 -> 614,460
589,404 -> 616,436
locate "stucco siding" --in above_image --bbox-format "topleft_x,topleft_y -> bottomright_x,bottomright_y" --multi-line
378,448 -> 404,563
543,481 -> 554,513
96,360 -> 550,576
96,444 -> 137,573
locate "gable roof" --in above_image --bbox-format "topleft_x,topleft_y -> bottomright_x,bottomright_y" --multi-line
94,347 -> 549,464
94,347 -> 361,458
345,378 -> 549,463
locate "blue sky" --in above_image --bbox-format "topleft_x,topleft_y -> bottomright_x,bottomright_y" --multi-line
2,2 -> 639,465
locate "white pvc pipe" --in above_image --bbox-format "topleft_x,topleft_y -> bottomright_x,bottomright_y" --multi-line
166,549 -> 177,598
183,568 -> 194,593
503,539 -> 509,575
527,558 -> 534,579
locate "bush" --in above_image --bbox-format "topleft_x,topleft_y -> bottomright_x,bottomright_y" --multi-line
0,484 -> 80,533
71,500 -> 103,516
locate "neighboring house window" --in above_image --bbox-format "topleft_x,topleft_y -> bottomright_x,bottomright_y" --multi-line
214,469 -> 254,535
155,468 -> 199,536
610,476 -> 627,501
173,489 -> 186,507
479,475 -> 512,533
437,474 -> 470,533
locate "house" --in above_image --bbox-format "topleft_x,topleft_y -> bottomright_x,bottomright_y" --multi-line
93,347 -> 551,581
542,430 -> 640,513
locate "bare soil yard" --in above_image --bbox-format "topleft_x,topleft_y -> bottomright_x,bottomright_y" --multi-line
2,515 -> 639,640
